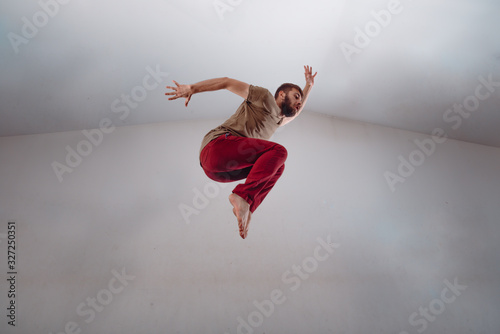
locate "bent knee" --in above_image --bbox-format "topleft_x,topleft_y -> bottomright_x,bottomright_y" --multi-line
274,144 -> 288,160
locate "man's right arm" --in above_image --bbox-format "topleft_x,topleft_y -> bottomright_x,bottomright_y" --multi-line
166,77 -> 249,107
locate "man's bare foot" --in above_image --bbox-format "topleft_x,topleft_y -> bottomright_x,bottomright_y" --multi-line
245,211 -> 252,238
229,193 -> 251,239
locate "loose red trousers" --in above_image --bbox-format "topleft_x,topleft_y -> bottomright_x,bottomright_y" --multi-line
200,133 -> 287,213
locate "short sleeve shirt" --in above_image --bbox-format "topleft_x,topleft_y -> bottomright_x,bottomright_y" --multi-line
199,85 -> 283,154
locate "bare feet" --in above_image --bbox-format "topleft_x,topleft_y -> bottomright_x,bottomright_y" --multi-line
229,193 -> 251,239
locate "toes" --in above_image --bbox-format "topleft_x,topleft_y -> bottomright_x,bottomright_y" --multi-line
238,216 -> 248,239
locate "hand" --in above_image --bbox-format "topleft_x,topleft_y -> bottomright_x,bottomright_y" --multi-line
165,80 -> 193,107
304,65 -> 317,87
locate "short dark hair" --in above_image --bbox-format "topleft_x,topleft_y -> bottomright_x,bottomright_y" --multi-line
274,83 -> 303,99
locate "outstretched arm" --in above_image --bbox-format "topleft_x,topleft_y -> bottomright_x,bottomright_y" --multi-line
165,77 -> 249,107
280,65 -> 317,126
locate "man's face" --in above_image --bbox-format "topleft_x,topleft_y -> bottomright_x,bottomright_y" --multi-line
281,89 -> 302,117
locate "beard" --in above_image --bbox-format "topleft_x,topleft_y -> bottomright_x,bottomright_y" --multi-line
281,95 -> 297,118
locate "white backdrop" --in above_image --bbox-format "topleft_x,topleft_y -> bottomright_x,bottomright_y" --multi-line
0,112 -> 499,334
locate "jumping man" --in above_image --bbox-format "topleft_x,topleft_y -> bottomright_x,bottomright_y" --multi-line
166,65 -> 317,239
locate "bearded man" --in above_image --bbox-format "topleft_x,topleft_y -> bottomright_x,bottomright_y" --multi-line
166,66 -> 317,239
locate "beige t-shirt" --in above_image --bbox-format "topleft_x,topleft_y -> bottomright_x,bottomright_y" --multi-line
199,85 -> 283,154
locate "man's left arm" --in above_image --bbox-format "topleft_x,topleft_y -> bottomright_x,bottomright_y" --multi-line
280,65 -> 317,126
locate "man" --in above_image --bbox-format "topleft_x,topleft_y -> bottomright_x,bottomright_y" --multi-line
166,65 -> 317,239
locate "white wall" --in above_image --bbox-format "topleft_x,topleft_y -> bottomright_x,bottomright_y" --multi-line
0,112 -> 499,334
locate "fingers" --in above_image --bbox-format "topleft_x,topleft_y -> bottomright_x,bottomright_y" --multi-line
165,91 -> 179,100
165,80 -> 181,99
304,65 -> 314,77
165,80 -> 193,106
304,65 -> 317,81
165,83 -> 177,97
166,80 -> 180,90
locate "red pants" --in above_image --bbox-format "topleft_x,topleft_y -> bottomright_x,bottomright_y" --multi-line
200,133 -> 287,213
